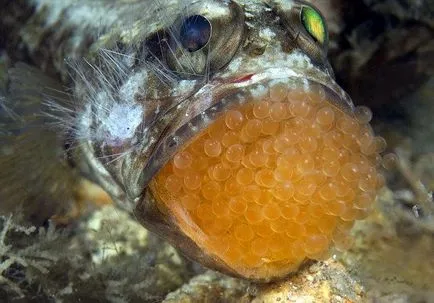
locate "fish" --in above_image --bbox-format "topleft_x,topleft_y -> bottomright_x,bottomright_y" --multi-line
0,0 -> 386,281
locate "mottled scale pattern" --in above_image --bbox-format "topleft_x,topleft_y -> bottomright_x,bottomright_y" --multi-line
151,83 -> 384,276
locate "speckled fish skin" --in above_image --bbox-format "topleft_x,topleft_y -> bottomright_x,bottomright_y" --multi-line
1,0 -> 356,280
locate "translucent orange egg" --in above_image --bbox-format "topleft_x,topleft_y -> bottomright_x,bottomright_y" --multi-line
173,151 -> 193,169
225,144 -> 244,163
225,110 -> 244,130
253,101 -> 270,119
204,139 -> 222,157
316,106 -> 335,126
236,167 -> 254,185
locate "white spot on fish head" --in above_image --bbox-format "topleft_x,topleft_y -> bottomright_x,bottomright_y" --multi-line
174,80 -> 196,96
279,0 -> 295,11
119,70 -> 148,104
226,57 -> 243,73
100,103 -> 143,146
259,28 -> 276,41
250,84 -> 268,99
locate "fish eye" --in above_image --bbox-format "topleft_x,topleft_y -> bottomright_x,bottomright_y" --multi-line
180,15 -> 212,52
300,5 -> 327,46
165,2 -> 244,76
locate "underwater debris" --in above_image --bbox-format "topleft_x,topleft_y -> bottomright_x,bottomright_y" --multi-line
0,215 -> 57,299
163,260 -> 366,303
163,271 -> 250,303
341,187 -> 434,302
0,207 -> 195,302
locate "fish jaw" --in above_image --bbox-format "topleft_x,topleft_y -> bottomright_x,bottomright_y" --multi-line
133,72 -> 382,281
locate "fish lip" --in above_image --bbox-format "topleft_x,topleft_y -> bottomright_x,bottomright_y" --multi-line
136,70 -> 354,199
247,68 -> 353,113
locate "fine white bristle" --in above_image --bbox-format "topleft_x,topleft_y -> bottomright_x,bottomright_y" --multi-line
39,0 -> 213,166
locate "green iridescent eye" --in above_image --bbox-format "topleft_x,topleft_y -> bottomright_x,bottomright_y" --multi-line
301,6 -> 326,45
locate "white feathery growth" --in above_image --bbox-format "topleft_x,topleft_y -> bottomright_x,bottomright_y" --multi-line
41,47 -> 145,164
71,48 -> 146,158
0,96 -> 20,121
41,0 -> 215,164
92,95 -> 143,147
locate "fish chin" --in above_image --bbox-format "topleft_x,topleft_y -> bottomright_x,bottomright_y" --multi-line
135,76 -> 384,281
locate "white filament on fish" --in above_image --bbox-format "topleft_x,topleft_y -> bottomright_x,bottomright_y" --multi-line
39,0 -> 329,171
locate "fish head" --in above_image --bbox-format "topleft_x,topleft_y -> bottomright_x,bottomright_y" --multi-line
73,0 -> 384,281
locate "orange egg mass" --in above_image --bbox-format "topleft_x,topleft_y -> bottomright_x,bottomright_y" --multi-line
149,83 -> 384,280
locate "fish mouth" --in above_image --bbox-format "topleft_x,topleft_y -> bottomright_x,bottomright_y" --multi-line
139,75 -> 382,280
141,74 -> 354,188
